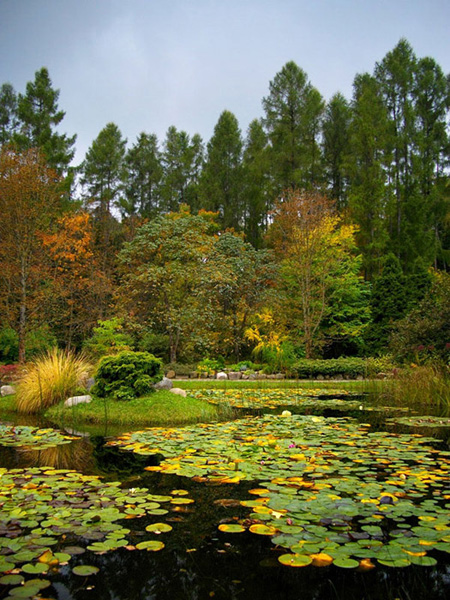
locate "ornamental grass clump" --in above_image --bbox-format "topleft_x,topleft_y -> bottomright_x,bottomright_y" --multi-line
16,348 -> 92,414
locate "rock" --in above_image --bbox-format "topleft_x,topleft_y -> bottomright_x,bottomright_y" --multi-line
255,374 -> 267,380
241,374 -> 249,380
170,387 -> 187,397
248,373 -> 257,380
1,385 -> 15,396
274,373 -> 285,379
64,395 -> 92,407
166,370 -> 176,379
216,372 -> 228,380
189,371 -> 199,379
86,377 -> 95,391
154,377 -> 173,391
228,372 -> 242,380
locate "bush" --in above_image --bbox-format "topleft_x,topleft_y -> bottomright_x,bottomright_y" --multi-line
196,357 -> 225,376
16,348 -> 92,414
83,318 -> 134,360
290,357 -> 381,379
93,351 -> 163,401
138,332 -> 170,362
164,363 -> 198,377
0,363 -> 22,384
0,328 -> 19,362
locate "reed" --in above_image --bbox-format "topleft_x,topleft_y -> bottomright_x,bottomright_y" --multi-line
384,365 -> 450,408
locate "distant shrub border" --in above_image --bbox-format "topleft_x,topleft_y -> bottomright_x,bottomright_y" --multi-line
290,356 -> 395,379
93,351 -> 163,401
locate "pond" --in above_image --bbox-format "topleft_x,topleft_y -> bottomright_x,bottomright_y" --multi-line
0,387 -> 449,600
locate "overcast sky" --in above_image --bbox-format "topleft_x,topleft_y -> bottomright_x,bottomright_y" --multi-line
1,0 -> 449,166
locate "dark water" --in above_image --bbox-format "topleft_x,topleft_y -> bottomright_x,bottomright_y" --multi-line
0,394 -> 449,600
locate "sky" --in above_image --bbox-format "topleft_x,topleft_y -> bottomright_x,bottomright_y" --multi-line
1,0 -> 449,166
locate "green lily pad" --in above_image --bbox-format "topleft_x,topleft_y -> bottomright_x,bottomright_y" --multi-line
72,565 -> 99,576
278,553 -> 312,567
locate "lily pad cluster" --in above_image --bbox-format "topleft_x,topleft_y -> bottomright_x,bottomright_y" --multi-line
386,416 -> 450,428
0,425 -> 79,449
192,389 -> 357,411
0,467 -> 192,596
108,414 -> 450,569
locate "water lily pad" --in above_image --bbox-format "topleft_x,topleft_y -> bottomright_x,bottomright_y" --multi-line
0,574 -> 25,585
145,523 -> 173,533
278,553 -> 312,567
21,562 -> 49,574
333,557 -> 359,568
135,540 -> 165,551
218,524 -> 246,533
72,565 -> 99,576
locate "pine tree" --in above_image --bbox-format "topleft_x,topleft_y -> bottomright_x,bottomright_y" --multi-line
14,67 -> 76,173
199,110 -> 244,230
160,126 -> 204,213
322,92 -> 352,211
262,61 -> 324,193
0,83 -> 18,146
122,132 -> 163,219
242,119 -> 270,247
348,73 -> 390,279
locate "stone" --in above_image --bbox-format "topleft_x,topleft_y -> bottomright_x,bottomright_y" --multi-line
228,372 -> 242,380
166,370 -> 176,379
1,385 -> 15,396
216,372 -> 228,380
170,387 -> 187,397
86,377 -> 95,391
274,373 -> 285,379
154,377 -> 173,391
64,395 -> 92,407
255,374 -> 267,380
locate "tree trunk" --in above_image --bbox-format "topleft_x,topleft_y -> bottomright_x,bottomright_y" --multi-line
18,258 -> 27,363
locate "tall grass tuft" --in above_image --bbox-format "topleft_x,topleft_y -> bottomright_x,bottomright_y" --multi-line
384,365 -> 450,409
16,348 -> 92,414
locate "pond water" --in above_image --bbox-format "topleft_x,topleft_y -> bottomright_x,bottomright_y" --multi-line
0,388 -> 449,600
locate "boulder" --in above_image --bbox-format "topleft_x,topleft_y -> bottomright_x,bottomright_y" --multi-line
170,387 -> 187,397
154,377 -> 173,391
228,371 -> 242,380
1,385 -> 15,396
64,395 -> 92,407
166,370 -> 176,379
216,372 -> 228,380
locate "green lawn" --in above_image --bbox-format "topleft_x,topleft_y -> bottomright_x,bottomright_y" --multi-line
45,389 -> 229,428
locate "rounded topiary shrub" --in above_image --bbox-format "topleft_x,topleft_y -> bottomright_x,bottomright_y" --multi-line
93,351 -> 163,401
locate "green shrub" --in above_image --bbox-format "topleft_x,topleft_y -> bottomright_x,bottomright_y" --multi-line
0,325 -> 57,363
196,357 -> 225,376
291,357 -> 370,379
164,363 -> 198,377
0,327 -> 19,362
138,332 -> 170,361
83,318 -> 134,360
93,351 -> 163,401
16,348 -> 92,414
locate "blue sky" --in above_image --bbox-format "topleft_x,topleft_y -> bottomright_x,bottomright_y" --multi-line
1,0 -> 449,165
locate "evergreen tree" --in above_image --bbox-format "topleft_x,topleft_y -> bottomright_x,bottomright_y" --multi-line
14,67 -> 76,173
364,253 -> 406,354
348,73 -> 390,279
199,110 -> 244,230
242,119 -> 270,247
160,126 -> 204,213
122,132 -> 163,219
0,83 -> 18,146
322,92 -> 352,211
80,122 -> 127,270
374,40 -> 421,266
262,61 -> 324,193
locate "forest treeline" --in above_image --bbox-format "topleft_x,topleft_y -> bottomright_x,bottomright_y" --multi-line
0,39 -> 449,366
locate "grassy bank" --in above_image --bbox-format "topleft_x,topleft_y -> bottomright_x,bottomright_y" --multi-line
176,378 -> 385,393
45,389 -> 228,428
